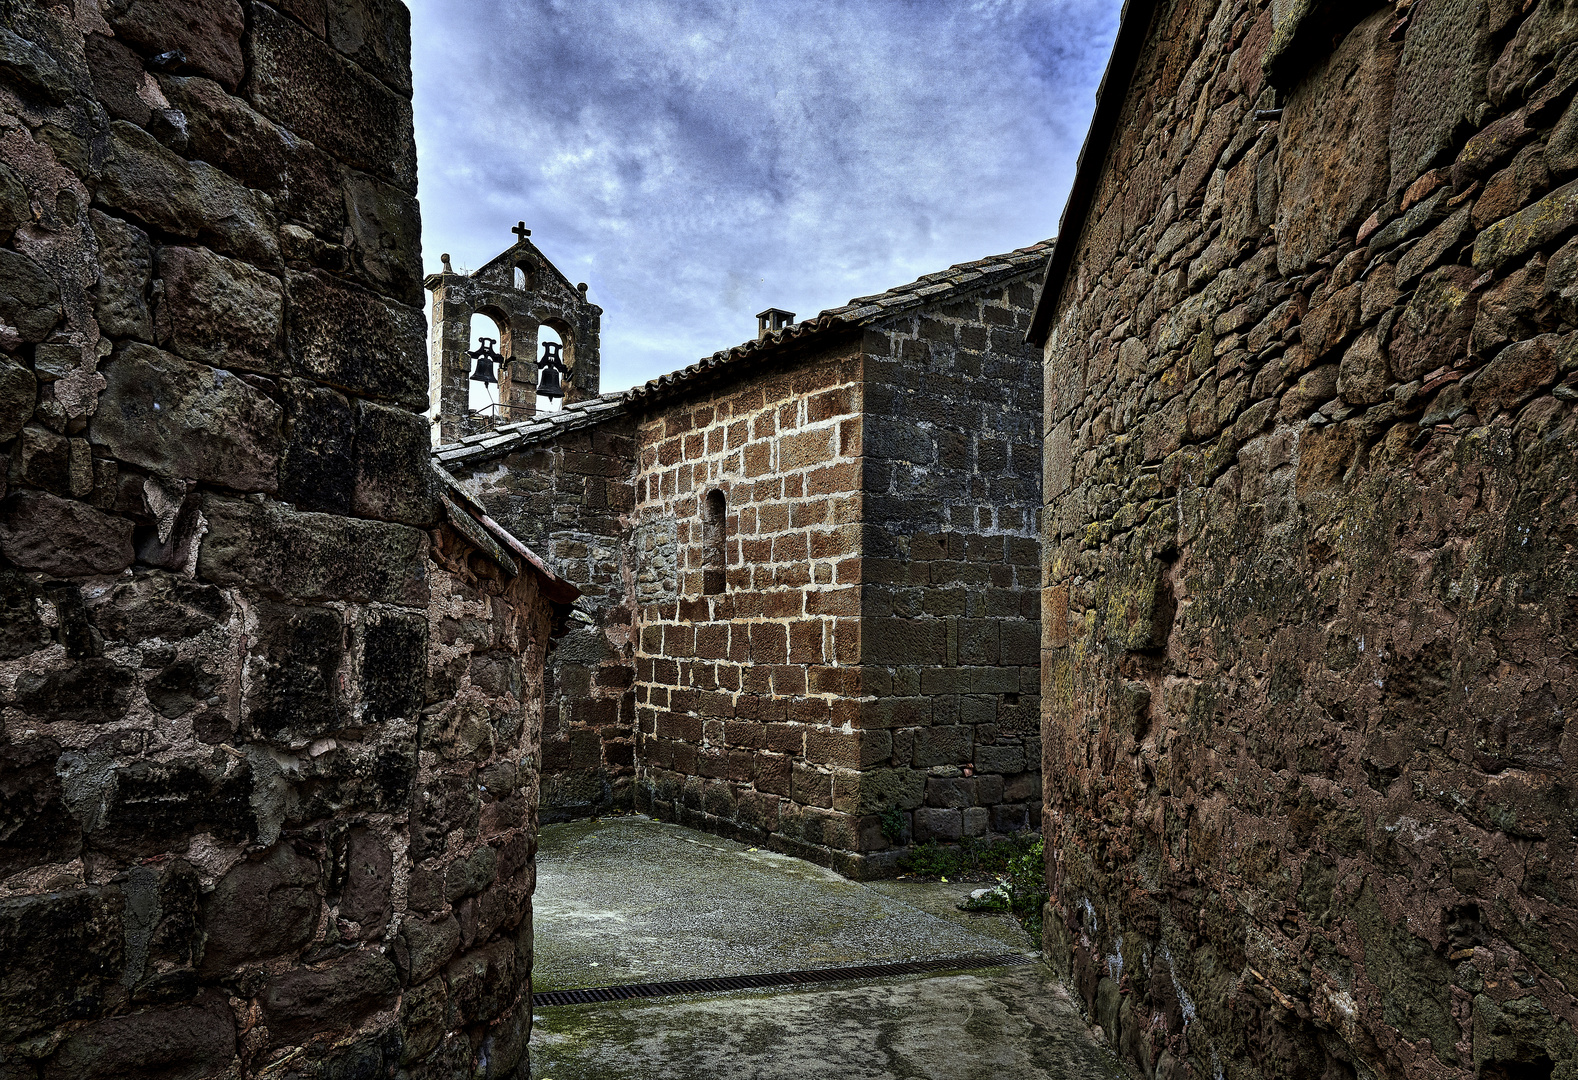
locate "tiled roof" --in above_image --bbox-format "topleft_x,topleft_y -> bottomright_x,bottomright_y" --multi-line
626,239 -> 1053,404
431,394 -> 627,468
431,462 -> 581,605
429,239 -> 1051,463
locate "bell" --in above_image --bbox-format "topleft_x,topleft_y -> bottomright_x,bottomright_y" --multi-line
536,340 -> 566,400
468,338 -> 501,386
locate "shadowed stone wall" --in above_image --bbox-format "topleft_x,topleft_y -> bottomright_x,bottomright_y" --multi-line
1038,2 -> 1578,1077
857,280 -> 1045,861
0,2 -> 550,1076
452,415 -> 639,821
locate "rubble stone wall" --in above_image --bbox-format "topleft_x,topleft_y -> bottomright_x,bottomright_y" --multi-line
0,2 -> 544,1076
1040,2 -> 1578,1078
455,418 -> 639,821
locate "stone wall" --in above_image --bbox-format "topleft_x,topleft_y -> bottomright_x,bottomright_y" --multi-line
0,2 -> 547,1076
452,412 -> 639,821
419,517 -> 554,1077
858,280 -> 1044,854
1038,2 -> 1578,1078
629,268 -> 1046,876
631,339 -> 871,870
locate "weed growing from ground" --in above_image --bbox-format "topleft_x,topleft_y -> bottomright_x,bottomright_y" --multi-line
902,833 -> 1048,938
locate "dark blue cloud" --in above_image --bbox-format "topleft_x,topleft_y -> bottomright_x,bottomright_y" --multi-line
411,0 -> 1121,392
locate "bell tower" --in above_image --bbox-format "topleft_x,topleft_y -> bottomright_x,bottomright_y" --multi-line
425,223 -> 603,444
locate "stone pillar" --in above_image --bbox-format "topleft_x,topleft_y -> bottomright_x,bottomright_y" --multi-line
427,270 -> 475,443
565,289 -> 603,405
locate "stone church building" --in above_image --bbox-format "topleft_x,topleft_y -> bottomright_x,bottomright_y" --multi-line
431,234 -> 1052,876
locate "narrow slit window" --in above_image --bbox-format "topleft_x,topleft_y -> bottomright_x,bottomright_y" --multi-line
702,489 -> 727,595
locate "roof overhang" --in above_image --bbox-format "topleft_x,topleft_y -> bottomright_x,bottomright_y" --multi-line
1026,0 -> 1160,349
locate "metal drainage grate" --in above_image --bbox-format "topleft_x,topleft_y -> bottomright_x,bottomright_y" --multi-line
534,953 -> 1038,1007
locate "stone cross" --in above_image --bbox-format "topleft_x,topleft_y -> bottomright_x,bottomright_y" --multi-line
512,221 -> 531,244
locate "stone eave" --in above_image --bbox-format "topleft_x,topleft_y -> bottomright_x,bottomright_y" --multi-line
1026,0 -> 1159,348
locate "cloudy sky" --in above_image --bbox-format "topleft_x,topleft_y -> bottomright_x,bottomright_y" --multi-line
409,0 -> 1121,395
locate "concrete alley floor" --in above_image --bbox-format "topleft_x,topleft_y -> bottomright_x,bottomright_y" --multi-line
529,815 -> 1124,1080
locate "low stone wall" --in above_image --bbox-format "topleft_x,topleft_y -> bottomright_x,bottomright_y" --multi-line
1039,2 -> 1578,1077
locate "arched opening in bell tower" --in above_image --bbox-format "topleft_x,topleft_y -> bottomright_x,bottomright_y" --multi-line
535,322 -> 568,413
468,311 -> 508,420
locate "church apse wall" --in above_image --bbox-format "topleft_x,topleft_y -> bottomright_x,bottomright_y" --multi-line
1035,1 -> 1578,1077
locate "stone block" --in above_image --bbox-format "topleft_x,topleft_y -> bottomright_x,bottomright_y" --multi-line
0,357 -> 34,443
925,776 -> 974,809
975,743 -> 1025,774
399,978 -> 446,1064
337,827 -> 393,933
153,245 -> 284,373
962,806 -> 988,836
444,939 -> 521,1027
359,607 -> 426,724
90,343 -> 282,492
260,947 -> 398,1045
90,757 -> 255,856
444,845 -> 499,903
0,736 -> 80,876
89,210 -> 152,341
343,169 -> 423,306
286,269 -> 426,408
1337,327 -> 1389,406
246,3 -> 416,189
242,600 -> 346,739
1276,10 -> 1400,274
198,494 -> 428,605
411,774 -> 480,861
353,399 -> 439,525
0,247 -> 62,344
912,806 -> 962,843
0,888 -> 127,1041
0,491 -> 133,576
792,762 -> 833,808
278,381 -> 355,513
42,998 -> 235,1080
200,843 -> 320,972
396,913 -> 461,986
156,75 -> 345,230
1390,265 -> 1478,380
97,122 -> 278,265
1473,178 -> 1578,273
327,0 -> 412,93
1469,334 -> 1560,415
913,726 -> 972,767
103,0 -> 245,90
11,656 -> 136,722
10,425 -> 91,497
85,573 -> 232,643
